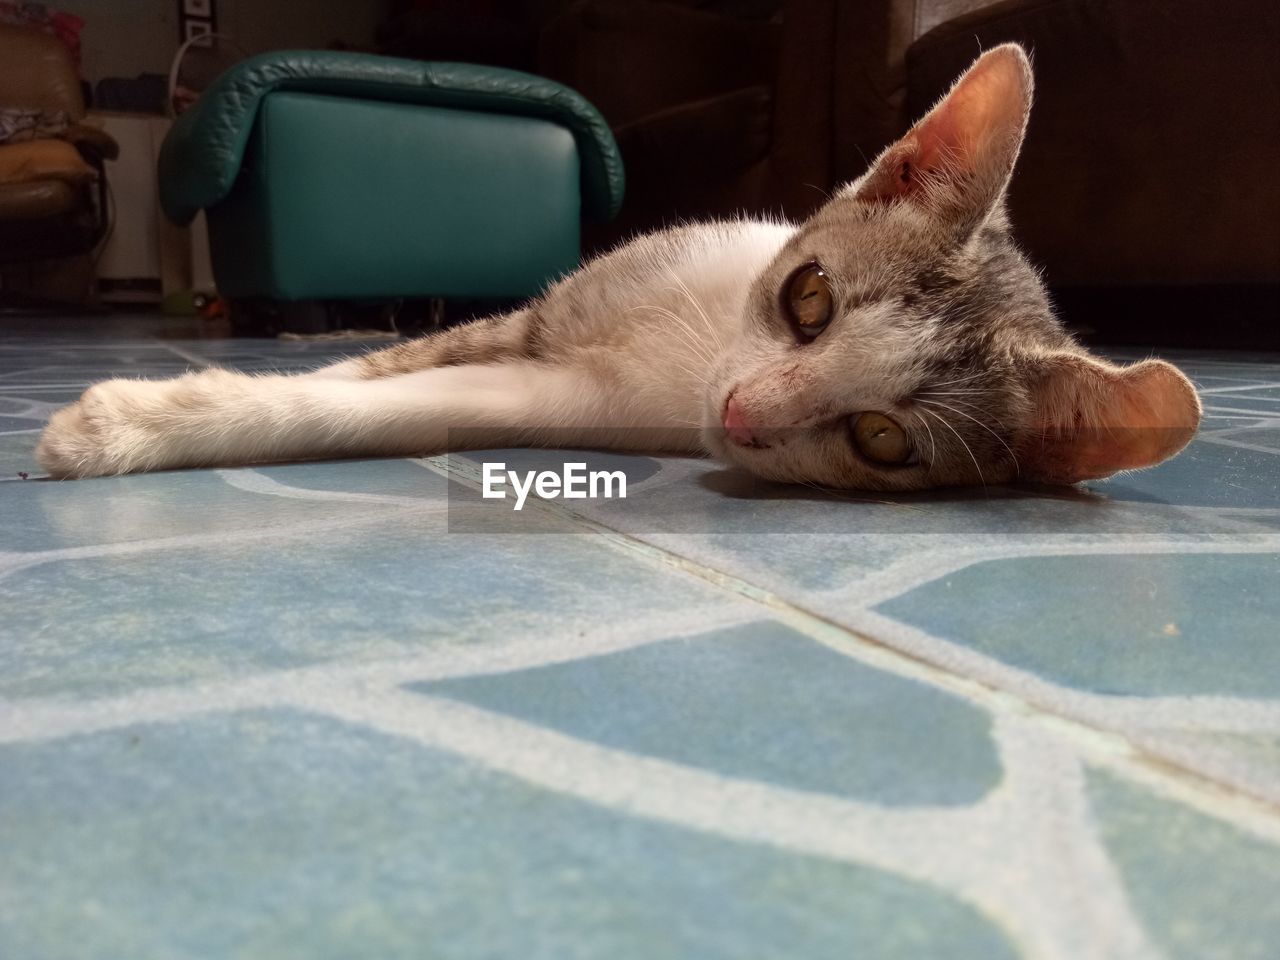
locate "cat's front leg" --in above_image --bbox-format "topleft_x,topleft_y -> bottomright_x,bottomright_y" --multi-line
35,362 -> 600,479
36,370 -> 242,478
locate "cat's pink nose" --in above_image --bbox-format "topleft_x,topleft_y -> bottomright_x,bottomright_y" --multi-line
723,396 -> 756,446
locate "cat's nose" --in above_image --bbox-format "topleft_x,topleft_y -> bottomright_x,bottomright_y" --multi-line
723,396 -> 756,446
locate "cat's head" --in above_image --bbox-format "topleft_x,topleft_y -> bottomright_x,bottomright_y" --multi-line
705,44 -> 1200,490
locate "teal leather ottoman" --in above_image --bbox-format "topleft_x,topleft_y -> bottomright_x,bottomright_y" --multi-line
158,52 -> 623,306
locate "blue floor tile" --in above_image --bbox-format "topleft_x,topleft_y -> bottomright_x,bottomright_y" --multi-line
0,711 -> 1020,960
875,553 -> 1280,697
1087,769 -> 1280,960
418,621 -> 1001,805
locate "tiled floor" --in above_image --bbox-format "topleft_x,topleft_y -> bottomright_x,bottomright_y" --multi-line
2,319 -> 1279,960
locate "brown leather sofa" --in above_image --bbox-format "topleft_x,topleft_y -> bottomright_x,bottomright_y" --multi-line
902,0 -> 1280,344
539,1 -> 798,250
540,0 -> 1279,344
0,23 -> 117,268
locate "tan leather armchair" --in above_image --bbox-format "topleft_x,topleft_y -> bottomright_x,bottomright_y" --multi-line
0,22 -> 118,265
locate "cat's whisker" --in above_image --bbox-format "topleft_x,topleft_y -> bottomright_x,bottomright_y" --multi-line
921,371 -> 989,386
655,347 -> 713,384
665,272 -> 726,352
667,338 -> 719,381
666,273 -> 714,328
669,361 -> 716,391
626,302 -> 692,336
914,410 -> 939,466
669,322 -> 719,365
917,398 -> 1019,471
921,406 -> 987,491
675,280 -> 727,355
919,393 -> 1001,414
657,323 -> 708,362
914,369 -> 991,390
799,477 -> 842,500
627,304 -> 719,368
652,343 -> 718,392
917,388 -> 986,399
646,304 -> 720,363
921,399 -> 993,420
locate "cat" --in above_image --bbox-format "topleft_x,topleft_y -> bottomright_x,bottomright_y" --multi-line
36,44 -> 1200,490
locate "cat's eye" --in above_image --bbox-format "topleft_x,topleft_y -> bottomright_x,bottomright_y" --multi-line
782,262 -> 833,338
851,412 -> 913,466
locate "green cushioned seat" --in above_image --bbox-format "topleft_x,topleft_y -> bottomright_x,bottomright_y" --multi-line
158,52 -> 624,302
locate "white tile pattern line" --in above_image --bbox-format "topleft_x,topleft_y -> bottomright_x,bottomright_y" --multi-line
1197,435 -> 1280,456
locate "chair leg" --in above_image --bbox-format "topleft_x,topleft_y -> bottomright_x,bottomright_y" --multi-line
227,299 -> 337,337
281,300 -> 334,335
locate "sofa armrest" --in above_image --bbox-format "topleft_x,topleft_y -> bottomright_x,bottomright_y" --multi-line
158,51 -> 624,225
909,0 -> 1006,41
614,85 -> 773,178
66,122 -> 119,161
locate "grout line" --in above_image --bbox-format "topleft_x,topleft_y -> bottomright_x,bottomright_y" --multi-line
420,454 -> 1280,825
0,500 -> 426,583
1196,435 -> 1280,456
156,342 -> 215,367
1197,383 -> 1280,394
0,381 -> 91,384
1202,405 -> 1280,418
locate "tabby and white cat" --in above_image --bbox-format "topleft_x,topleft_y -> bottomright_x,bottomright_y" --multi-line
37,45 -> 1199,489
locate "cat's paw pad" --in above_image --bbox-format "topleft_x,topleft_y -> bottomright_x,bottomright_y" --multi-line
35,379 -> 172,478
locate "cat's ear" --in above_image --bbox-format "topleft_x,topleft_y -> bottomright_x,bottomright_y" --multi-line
845,44 -> 1033,230
1016,354 -> 1201,483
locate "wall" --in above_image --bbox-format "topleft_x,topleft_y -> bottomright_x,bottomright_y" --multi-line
55,0 -> 387,85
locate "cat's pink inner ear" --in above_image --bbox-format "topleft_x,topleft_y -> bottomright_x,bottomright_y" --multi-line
856,44 -> 1032,205
1018,356 -> 1202,484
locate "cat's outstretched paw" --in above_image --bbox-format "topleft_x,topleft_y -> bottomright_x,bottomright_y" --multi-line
35,379 -> 179,479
